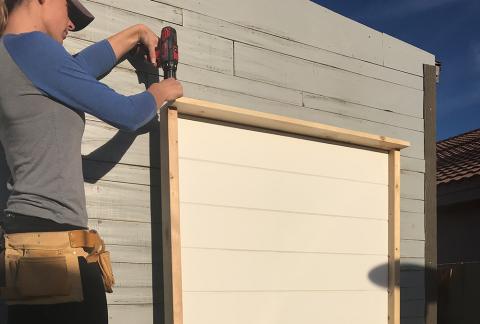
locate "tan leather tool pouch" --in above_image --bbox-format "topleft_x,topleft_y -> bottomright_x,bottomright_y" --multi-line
69,229 -> 115,294
88,250 -> 115,293
0,232 -> 87,305
16,255 -> 70,297
98,251 -> 114,293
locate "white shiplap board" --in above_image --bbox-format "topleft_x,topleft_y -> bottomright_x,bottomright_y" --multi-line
177,117 -> 391,324
183,291 -> 387,324
179,158 -> 388,219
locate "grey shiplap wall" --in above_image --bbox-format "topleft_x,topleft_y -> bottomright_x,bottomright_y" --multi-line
0,0 -> 433,323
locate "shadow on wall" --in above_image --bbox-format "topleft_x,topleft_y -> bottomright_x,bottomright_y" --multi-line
369,262 -> 436,322
83,48 -> 162,184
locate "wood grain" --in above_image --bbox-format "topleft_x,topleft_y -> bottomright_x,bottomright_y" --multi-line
161,108 -> 183,324
175,97 -> 409,151
388,150 -> 401,324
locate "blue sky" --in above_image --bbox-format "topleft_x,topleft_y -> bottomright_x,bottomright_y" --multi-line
311,0 -> 479,141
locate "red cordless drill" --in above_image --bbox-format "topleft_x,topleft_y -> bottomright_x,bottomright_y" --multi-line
155,26 -> 179,113
155,26 -> 178,80
130,27 -> 179,114
131,26 -> 179,77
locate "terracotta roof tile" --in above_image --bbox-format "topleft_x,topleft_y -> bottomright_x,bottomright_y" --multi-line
437,128 -> 480,184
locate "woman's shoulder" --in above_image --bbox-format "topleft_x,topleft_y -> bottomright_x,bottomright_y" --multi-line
3,31 -> 67,58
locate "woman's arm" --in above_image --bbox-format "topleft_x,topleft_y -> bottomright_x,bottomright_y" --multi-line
4,32 -> 158,132
107,24 -> 183,110
73,40 -> 117,79
72,24 -> 159,79
4,31 -> 183,131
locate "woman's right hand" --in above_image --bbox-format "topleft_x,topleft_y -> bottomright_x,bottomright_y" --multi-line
147,78 -> 183,109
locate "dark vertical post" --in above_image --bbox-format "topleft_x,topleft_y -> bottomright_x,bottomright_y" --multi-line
424,64 -> 437,324
150,123 -> 164,324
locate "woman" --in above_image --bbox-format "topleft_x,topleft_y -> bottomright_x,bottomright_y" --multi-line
0,0 -> 183,323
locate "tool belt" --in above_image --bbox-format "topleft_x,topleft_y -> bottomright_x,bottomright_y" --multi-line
0,229 -> 114,305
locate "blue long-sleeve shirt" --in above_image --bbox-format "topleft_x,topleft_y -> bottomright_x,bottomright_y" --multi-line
2,31 -> 157,132
0,31 -> 157,228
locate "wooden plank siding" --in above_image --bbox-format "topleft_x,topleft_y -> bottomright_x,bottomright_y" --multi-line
61,1 -> 433,323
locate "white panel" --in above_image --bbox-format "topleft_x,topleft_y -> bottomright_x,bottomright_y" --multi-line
180,203 -> 388,255
183,291 -> 388,324
178,119 -> 388,185
179,158 -> 388,220
178,117 -> 390,323
181,248 -> 387,291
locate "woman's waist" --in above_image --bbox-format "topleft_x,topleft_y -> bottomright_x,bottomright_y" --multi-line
0,212 -> 86,234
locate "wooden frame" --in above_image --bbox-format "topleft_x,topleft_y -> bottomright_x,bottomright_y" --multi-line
160,97 -> 409,324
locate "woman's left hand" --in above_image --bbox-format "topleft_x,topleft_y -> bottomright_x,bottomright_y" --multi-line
138,25 -> 159,67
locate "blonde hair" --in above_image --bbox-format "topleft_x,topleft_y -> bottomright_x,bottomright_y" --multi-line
0,0 -> 23,36
0,0 -> 7,36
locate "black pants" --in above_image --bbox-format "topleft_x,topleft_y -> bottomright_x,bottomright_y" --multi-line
1,213 -> 108,324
